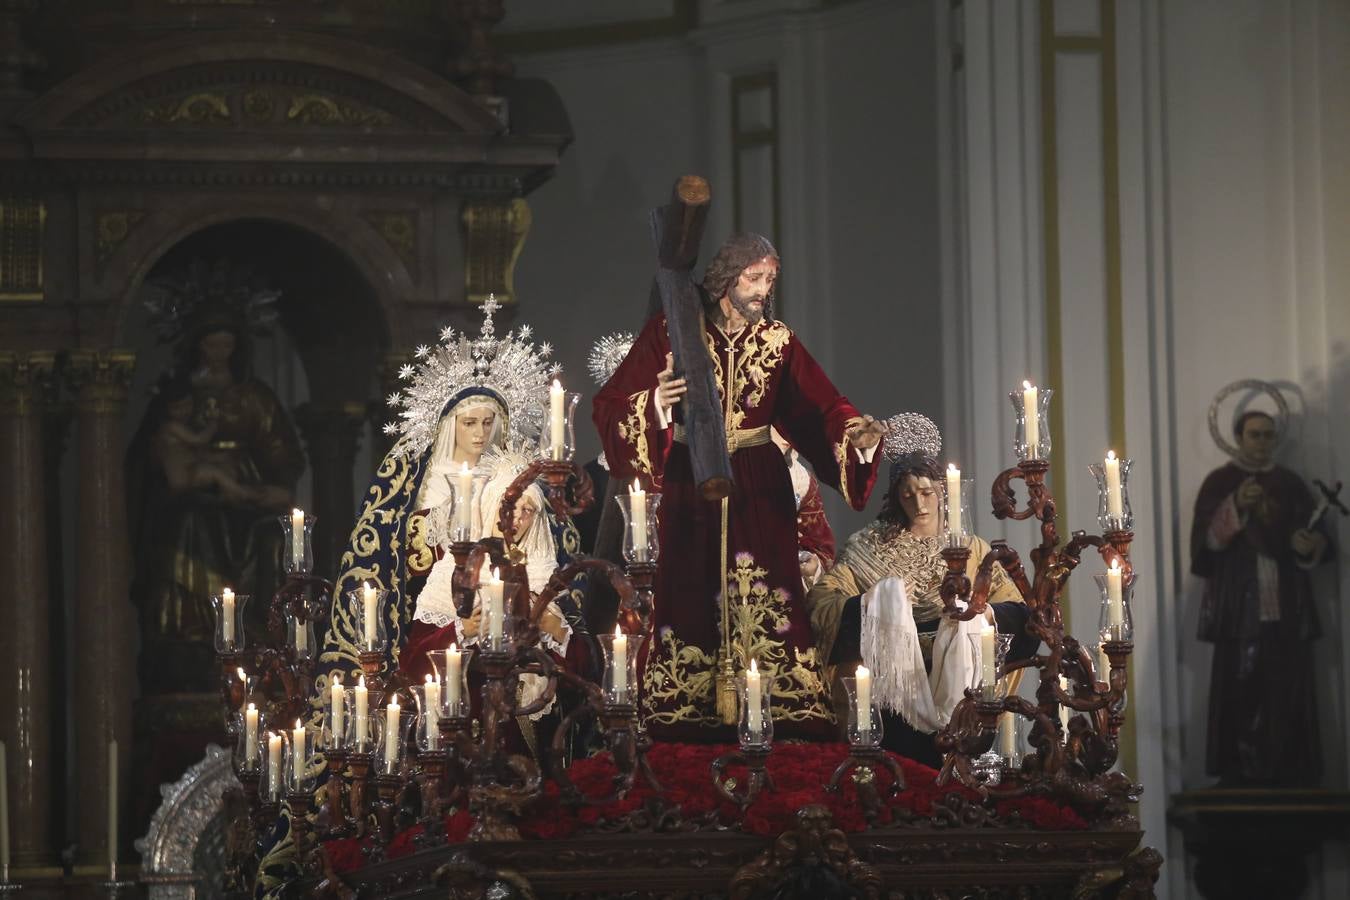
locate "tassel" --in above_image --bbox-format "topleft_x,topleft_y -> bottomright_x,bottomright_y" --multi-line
716,654 -> 739,724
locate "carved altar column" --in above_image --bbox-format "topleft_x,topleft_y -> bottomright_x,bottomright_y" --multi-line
295,401 -> 367,579
0,351 -> 56,868
66,350 -> 136,869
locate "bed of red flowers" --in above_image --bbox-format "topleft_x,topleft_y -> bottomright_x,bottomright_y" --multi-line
323,742 -> 1088,874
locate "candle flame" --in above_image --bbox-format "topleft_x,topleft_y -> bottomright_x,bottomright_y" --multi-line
294,719 -> 301,729
947,463 -> 959,475
247,702 -> 256,711
491,566 -> 501,581
459,461 -> 470,474
614,624 -> 623,638
1106,449 -> 1117,461
388,696 -> 400,709
749,658 -> 758,674
856,664 -> 869,678
552,378 -> 562,389
1110,558 -> 1122,574
333,673 -> 342,685
357,675 -> 366,688
425,674 -> 434,685
237,667 -> 247,682
292,507 -> 303,518
1023,379 -> 1034,390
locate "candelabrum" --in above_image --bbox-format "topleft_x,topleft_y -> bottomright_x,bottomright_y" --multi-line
934,387 -> 1139,822
827,672 -> 906,825
711,666 -> 775,809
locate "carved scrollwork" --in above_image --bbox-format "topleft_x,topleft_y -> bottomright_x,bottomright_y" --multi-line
729,805 -> 882,900
142,92 -> 231,125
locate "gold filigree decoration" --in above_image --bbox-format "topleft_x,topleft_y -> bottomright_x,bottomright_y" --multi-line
95,211 -> 145,266
142,92 -> 231,125
738,321 -> 791,410
619,389 -> 654,479
642,629 -> 719,727
462,198 -> 531,305
242,89 -> 276,122
835,434 -> 851,506
286,93 -> 394,127
405,509 -> 434,576
0,194 -> 45,301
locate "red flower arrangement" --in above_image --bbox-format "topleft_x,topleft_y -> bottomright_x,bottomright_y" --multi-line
322,741 -> 1087,872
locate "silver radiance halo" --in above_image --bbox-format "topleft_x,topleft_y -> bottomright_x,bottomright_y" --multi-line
588,331 -> 635,386
882,412 -> 942,465
1207,378 -> 1290,460
385,295 -> 562,459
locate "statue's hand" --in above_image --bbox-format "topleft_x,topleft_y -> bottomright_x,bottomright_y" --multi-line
655,352 -> 687,410
1291,528 -> 1326,560
460,606 -> 483,639
845,415 -> 884,450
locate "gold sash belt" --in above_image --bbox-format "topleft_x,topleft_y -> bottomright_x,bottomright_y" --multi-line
672,423 -> 772,453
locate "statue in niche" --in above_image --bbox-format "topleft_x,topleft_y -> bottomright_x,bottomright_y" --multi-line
1190,380 -> 1340,786
127,259 -> 306,698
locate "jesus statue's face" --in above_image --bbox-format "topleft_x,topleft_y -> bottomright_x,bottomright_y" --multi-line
720,256 -> 779,328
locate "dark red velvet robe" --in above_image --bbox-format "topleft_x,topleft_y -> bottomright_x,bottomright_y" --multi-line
1190,462 -> 1326,784
593,314 -> 879,741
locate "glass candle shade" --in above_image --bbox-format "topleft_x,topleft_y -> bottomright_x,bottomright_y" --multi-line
347,585 -> 390,654
211,590 -> 249,653
539,388 -> 581,462
284,723 -> 317,793
376,701 -> 409,776
323,685 -> 351,751
426,647 -> 474,718
840,675 -> 883,748
1007,384 -> 1054,460
345,710 -> 381,757
943,475 -> 975,549
279,510 -> 316,576
977,629 -> 1013,700
235,704 -> 266,774
738,665 -> 773,750
413,679 -> 444,751
597,629 -> 645,706
288,605 -> 316,661
260,732 -> 286,803
478,586 -> 512,654
614,487 -> 661,564
442,468 -> 476,543
1093,567 -> 1135,643
1089,454 -> 1135,532
997,711 -> 1022,765
227,667 -> 258,734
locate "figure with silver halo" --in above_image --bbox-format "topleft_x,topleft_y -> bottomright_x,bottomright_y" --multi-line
1191,379 -> 1337,786
804,413 -> 1038,768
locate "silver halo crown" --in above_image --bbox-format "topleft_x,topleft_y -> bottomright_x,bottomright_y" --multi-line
384,295 -> 562,459
588,331 -> 635,386
882,412 -> 942,465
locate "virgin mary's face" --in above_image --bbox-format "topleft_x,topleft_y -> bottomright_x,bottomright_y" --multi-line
453,406 -> 497,463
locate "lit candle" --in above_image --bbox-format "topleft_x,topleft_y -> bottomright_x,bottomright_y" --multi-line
107,739 -> 117,880
746,659 -> 763,739
1104,451 -> 1123,519
424,675 -> 441,750
267,732 -> 282,798
0,740 -> 8,880
999,711 -> 1017,758
363,581 -> 378,650
1059,675 -> 1071,731
549,378 -> 565,460
980,622 -> 997,686
293,613 -> 308,655
1107,559 -> 1124,637
245,703 -> 259,763
612,625 -> 628,697
446,644 -> 463,713
330,676 -> 345,745
1022,381 -> 1040,457
855,664 -> 872,734
453,462 -> 474,536
221,587 -> 235,647
354,675 -> 369,749
384,698 -> 401,774
236,667 -> 249,717
629,479 -> 649,560
291,720 -> 306,790
291,508 -> 305,569
485,567 -> 504,648
945,464 -> 962,536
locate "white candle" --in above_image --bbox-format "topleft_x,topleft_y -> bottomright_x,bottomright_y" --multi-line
549,378 -> 565,460
746,659 -> 763,739
107,739 -> 117,879
291,720 -> 306,790
1022,381 -> 1040,457
291,508 -> 305,568
384,698 -> 401,774
236,667 -> 249,717
363,581 -> 378,650
446,644 -> 463,713
0,741 -> 8,879
946,464 -> 962,536
629,479 -> 649,560
294,613 -> 308,655
999,711 -> 1017,758
0,740 -> 9,879
453,462 -> 474,536
354,676 -> 369,749
612,625 -> 628,697
485,567 -> 504,648
855,664 -> 872,733
1104,451 -> 1123,519
221,587 -> 235,646
424,675 -> 441,750
267,732 -> 282,797
330,676 -> 345,745
245,703 -> 259,763
1059,675 -> 1071,731
1107,559 -> 1124,637
980,622 -> 997,686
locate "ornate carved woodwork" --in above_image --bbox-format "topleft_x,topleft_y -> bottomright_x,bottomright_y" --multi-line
462,197 -> 531,306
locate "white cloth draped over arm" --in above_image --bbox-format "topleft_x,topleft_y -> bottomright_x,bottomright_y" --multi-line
928,609 -> 985,720
860,576 -> 941,733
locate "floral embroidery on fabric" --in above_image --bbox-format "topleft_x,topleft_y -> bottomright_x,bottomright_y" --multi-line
643,628 -> 719,727
619,389 -> 654,477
